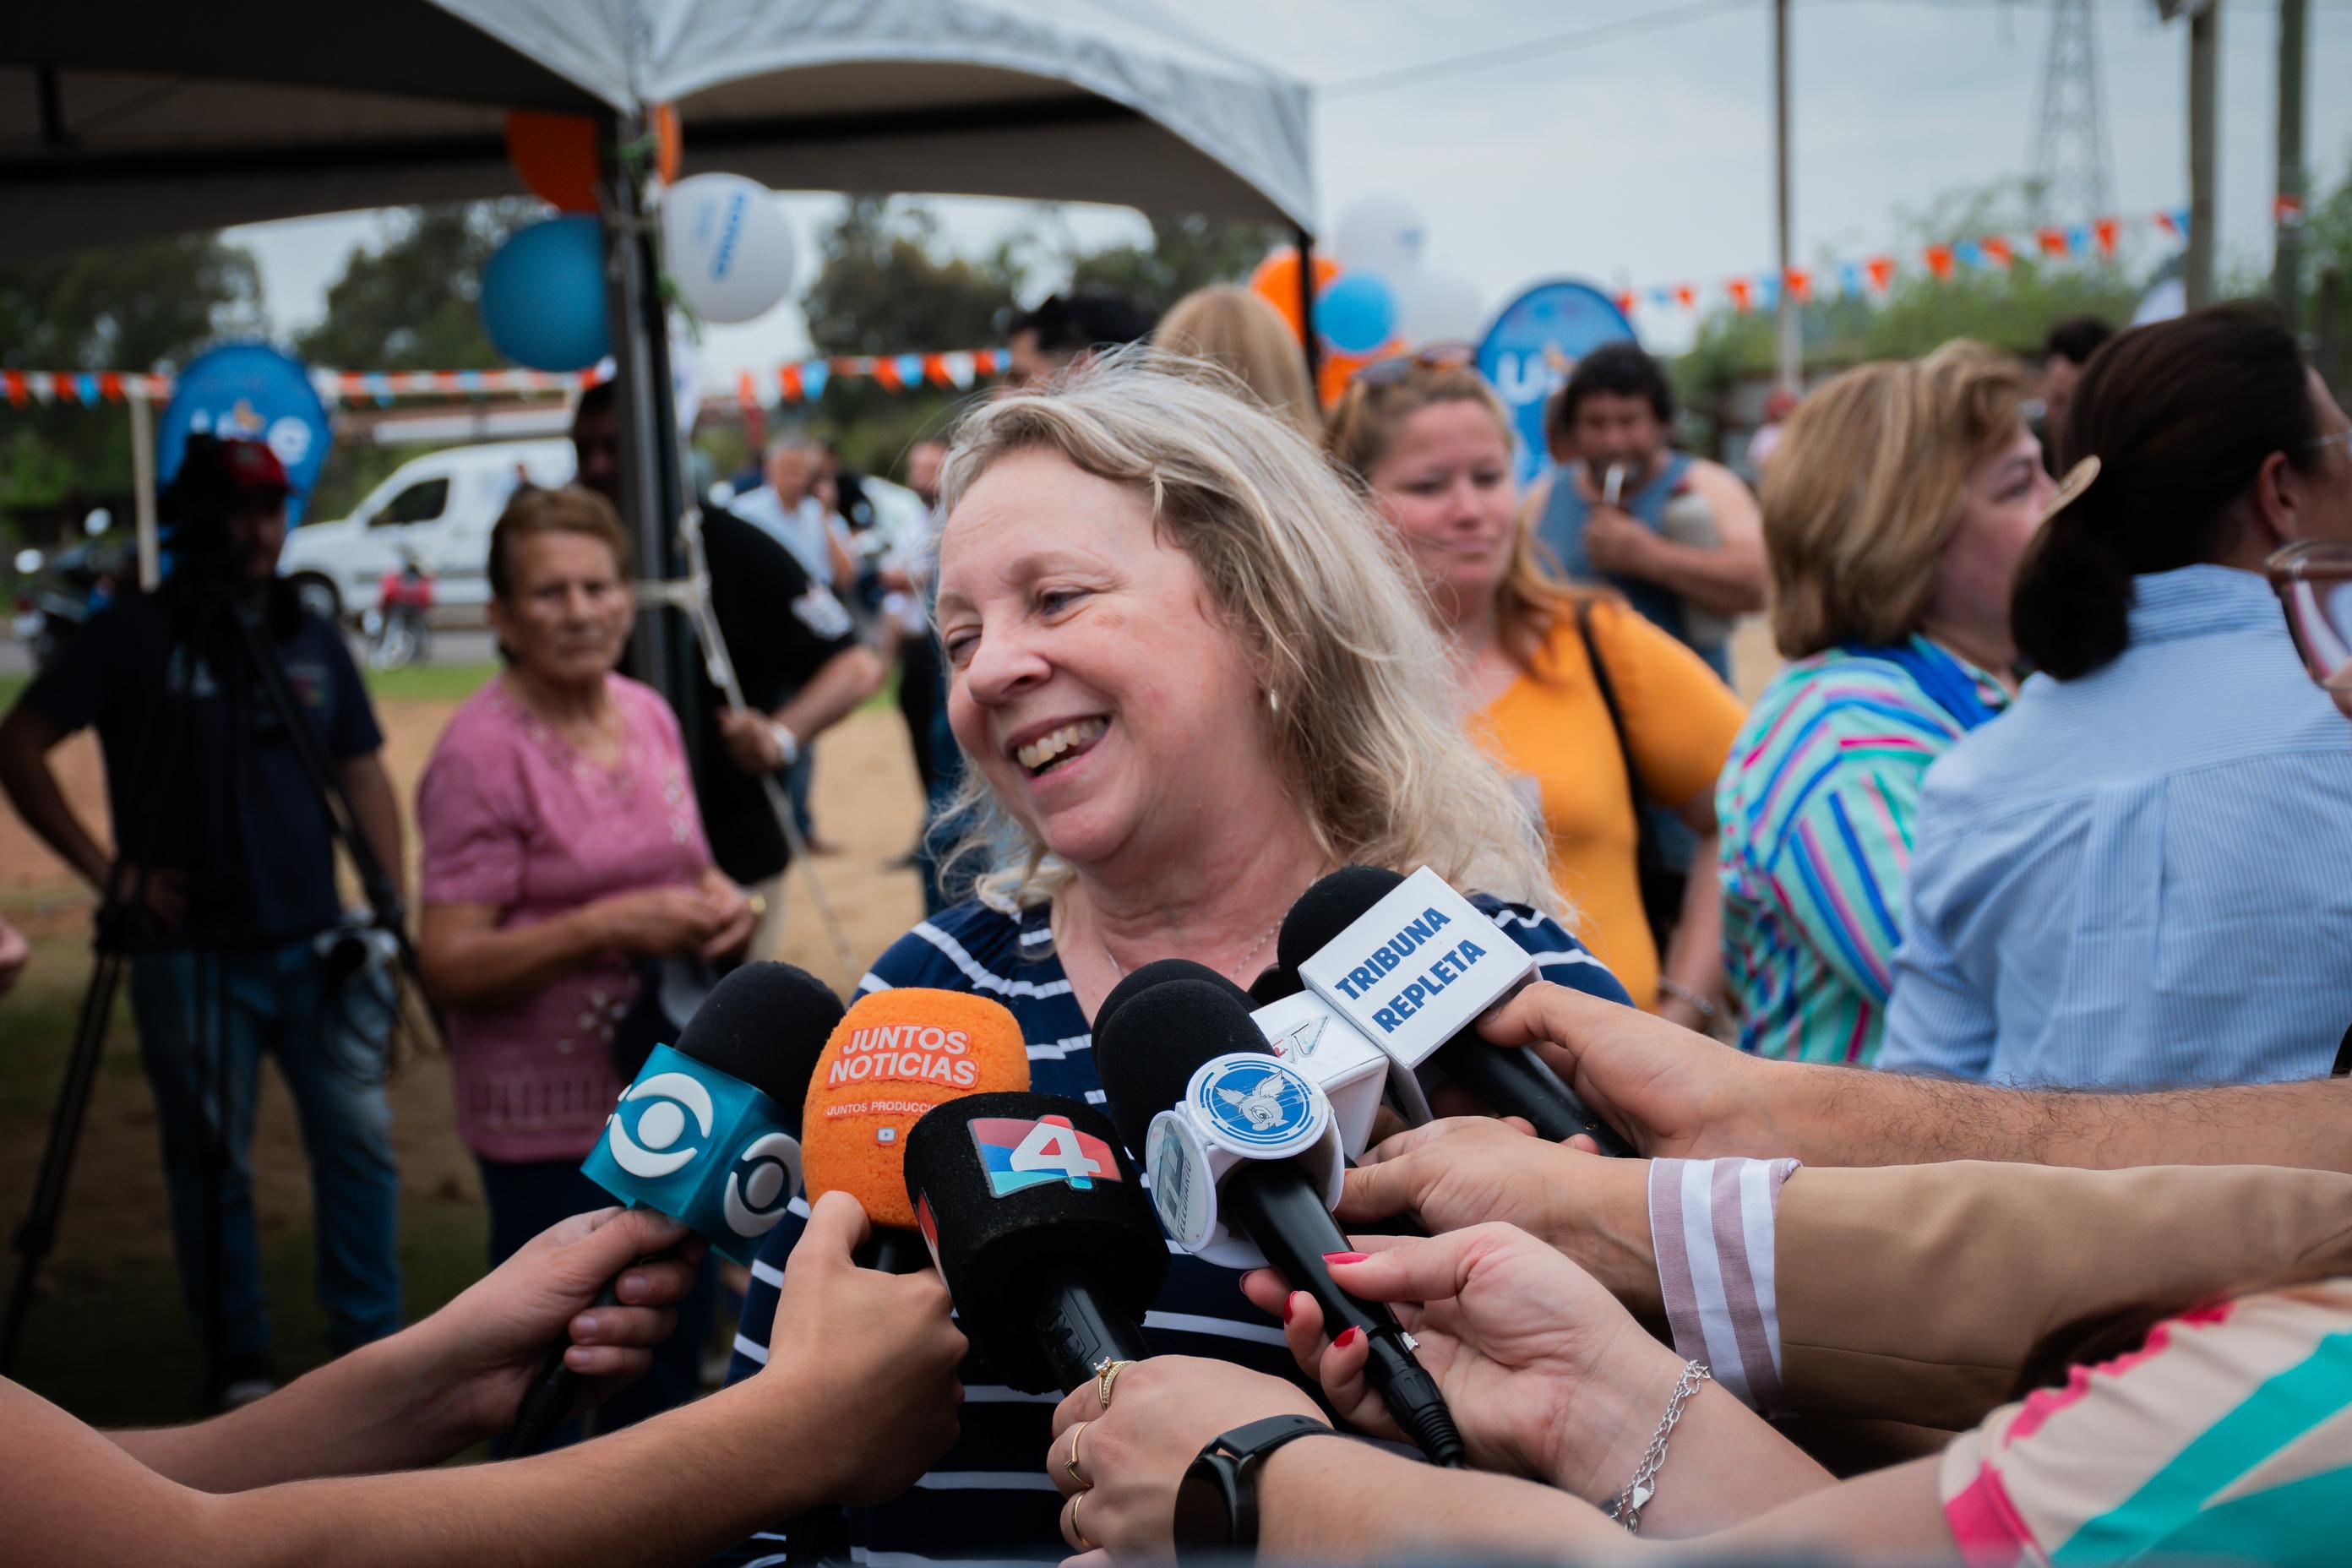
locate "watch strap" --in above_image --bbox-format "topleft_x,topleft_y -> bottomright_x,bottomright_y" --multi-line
1178,1414 -> 1339,1560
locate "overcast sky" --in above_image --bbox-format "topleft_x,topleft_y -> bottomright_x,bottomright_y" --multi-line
229,0 -> 2352,375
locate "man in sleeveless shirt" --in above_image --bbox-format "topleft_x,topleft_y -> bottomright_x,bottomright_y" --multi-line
1527,342 -> 1766,682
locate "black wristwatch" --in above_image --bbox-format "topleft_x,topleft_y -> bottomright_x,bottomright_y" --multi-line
1171,1414 -> 1341,1561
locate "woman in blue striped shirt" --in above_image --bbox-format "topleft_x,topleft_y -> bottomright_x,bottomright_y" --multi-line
709,351 -> 1629,1565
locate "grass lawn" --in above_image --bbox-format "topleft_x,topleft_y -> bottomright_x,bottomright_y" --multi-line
0,679 -> 931,1433
0,944 -> 492,1427
361,659 -> 500,704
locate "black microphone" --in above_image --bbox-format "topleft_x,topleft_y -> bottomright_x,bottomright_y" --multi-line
1105,960 -> 1427,1237
1278,867 -> 1632,1157
507,961 -> 845,1454
901,1092 -> 1167,1392
1097,977 -> 1465,1467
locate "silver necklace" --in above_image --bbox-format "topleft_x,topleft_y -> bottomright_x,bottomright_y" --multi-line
1101,919 -> 1280,988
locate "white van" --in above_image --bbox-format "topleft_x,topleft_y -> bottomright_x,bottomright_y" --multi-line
279,438 -> 575,623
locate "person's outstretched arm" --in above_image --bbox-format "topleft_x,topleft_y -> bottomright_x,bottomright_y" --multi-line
111,1206 -> 700,1489
1482,980 -> 2352,1171
11,1193 -> 966,1568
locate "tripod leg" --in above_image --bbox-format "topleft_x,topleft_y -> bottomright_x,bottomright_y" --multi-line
1,943 -> 129,1374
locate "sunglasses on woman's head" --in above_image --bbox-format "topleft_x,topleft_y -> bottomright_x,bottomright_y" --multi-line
2267,540 -> 2352,693
1350,340 -> 1478,388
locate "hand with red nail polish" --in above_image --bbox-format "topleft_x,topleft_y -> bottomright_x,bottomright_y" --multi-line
1241,1223 -> 1681,1498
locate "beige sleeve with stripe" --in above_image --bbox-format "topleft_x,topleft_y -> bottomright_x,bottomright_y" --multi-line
1772,1161 -> 2352,1429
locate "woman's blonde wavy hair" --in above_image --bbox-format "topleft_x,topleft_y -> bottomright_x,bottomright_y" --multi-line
934,347 -> 1559,917
1761,340 -> 2030,658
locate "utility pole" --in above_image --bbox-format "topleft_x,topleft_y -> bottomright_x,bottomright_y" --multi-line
2275,0 -> 2309,322
1773,0 -> 1799,394
2029,0 -> 2115,229
2179,0 -> 2219,308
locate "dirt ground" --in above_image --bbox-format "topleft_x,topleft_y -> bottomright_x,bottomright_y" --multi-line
0,681 -> 929,1418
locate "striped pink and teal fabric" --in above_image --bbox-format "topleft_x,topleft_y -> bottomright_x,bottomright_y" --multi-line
1941,1278 -> 2352,1566
1715,639 -> 2007,1064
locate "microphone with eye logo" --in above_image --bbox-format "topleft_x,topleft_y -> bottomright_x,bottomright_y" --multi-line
506,960 -> 844,1455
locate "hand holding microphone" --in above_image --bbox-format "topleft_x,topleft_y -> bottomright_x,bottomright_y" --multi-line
1096,975 -> 1467,1466
760,1189 -> 967,1508
1236,1223 -> 1681,1496
510,960 -> 846,1452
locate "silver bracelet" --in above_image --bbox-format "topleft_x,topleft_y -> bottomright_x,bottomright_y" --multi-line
1606,1360 -> 1712,1534
1656,977 -> 1718,1022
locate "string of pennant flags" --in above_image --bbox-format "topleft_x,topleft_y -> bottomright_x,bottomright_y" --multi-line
1609,204 -> 2189,320
1,349 -> 1012,411
4,202 -> 2191,411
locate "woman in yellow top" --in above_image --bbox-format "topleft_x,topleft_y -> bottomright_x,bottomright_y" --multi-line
1328,355 -> 1745,1023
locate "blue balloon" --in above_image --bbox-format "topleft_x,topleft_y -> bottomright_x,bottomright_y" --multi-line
159,343 -> 333,525
1317,272 -> 1399,356
480,215 -> 610,372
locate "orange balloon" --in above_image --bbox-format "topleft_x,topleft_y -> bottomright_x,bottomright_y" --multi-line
1250,248 -> 1342,343
506,110 -> 602,211
1316,336 -> 1409,408
506,106 -> 683,206
651,103 -> 682,183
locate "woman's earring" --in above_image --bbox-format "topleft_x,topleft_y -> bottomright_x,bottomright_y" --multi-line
1266,687 -> 1282,716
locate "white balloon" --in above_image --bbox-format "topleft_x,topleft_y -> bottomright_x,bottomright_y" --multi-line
1393,270 -> 1489,346
663,173 -> 797,324
1331,195 -> 1428,280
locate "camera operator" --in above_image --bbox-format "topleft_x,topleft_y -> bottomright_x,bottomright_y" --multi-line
0,436 -> 406,1409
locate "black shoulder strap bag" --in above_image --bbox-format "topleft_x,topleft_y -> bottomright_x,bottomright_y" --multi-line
1574,597 -> 1685,955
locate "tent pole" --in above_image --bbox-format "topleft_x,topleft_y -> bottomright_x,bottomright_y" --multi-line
128,381 -> 159,591
601,111 -> 695,749
1294,225 -> 1320,383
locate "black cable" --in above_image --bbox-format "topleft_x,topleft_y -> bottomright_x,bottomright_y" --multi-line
1320,0 -> 1759,98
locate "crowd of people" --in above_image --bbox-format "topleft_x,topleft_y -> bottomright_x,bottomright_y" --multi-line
7,280 -> 2352,1565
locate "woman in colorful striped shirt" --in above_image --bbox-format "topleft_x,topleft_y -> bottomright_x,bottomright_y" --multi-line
1716,343 -> 2052,1064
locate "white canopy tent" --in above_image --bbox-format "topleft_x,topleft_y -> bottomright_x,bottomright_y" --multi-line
2,0 -> 1315,253
3,0 -> 1320,707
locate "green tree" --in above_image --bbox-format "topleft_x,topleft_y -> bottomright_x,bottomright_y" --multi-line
0,231 -> 263,523
787,197 -> 1026,467
1064,211 -> 1280,315
294,199 -> 539,369
800,197 -> 1021,357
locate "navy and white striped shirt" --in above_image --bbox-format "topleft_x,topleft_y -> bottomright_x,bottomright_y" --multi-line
1882,565 -> 2352,1088
709,893 -> 1627,1565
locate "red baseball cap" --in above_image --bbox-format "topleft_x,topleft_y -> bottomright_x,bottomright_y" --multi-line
204,438 -> 292,497
165,435 -> 292,516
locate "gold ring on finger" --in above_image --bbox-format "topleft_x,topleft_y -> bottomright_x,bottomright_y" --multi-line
1064,1420 -> 1094,1489
1070,1488 -> 1097,1551
1096,1358 -> 1133,1412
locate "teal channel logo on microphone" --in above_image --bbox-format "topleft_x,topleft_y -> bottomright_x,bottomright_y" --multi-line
581,1043 -> 802,1264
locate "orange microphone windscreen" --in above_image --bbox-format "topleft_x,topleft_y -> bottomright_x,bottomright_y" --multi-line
802,988 -> 1031,1229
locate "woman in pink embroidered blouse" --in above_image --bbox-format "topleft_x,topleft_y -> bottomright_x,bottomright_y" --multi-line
416,485 -> 751,1437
